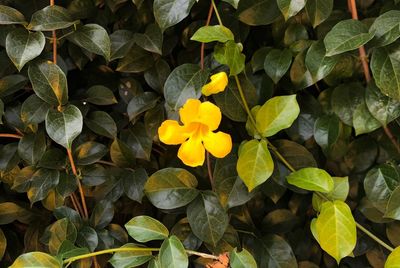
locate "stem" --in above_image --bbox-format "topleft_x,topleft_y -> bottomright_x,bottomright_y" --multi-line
50,0 -> 57,64
67,149 -> 89,220
383,125 -> 400,154
355,223 -> 394,252
63,247 -> 218,265
200,3 -> 214,70
0,133 -> 22,139
211,0 -> 223,26
234,75 -> 257,129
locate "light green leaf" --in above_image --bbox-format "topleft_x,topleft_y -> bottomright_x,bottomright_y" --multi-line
369,10 -> 400,47
144,168 -> 199,209
237,0 -> 281,26
187,191 -> 229,246
191,25 -> 234,43
305,0 -> 333,28
109,243 -> 152,268
28,5 -> 77,31
68,24 -> 111,61
28,60 -> 68,106
164,64 -> 209,110
6,29 -> 45,71
385,246 -> 400,268
154,0 -> 196,31
159,236 -> 188,268
125,216 -> 169,242
287,167 -> 334,193
230,248 -> 257,268
315,200 -> 356,264
371,43 -> 400,100
214,40 -> 245,76
312,176 -> 349,211
324,19 -> 374,56
45,105 -> 83,149
256,95 -> 300,137
236,139 -> 274,191
0,5 -> 26,25
264,48 -> 292,83
10,252 -> 62,268
277,0 -> 306,21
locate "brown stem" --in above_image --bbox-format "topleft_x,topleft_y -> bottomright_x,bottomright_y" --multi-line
67,149 -> 89,220
200,3 -> 214,70
0,133 -> 22,139
70,193 -> 84,217
50,0 -> 57,64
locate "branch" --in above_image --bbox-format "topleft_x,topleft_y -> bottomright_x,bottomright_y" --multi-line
0,133 -> 22,139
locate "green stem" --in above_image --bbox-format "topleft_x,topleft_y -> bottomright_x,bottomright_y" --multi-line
211,0 -> 223,26
234,75 -> 257,129
63,247 -> 218,266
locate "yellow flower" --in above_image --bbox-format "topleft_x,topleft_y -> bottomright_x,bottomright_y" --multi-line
201,72 -> 228,96
158,99 -> 232,167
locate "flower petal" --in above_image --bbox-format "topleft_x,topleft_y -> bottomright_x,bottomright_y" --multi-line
158,120 -> 187,145
197,101 -> 222,131
201,72 -> 228,96
178,137 -> 205,167
203,131 -> 232,158
179,99 -> 201,125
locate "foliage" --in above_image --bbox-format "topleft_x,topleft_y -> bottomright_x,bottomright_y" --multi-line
0,0 -> 399,267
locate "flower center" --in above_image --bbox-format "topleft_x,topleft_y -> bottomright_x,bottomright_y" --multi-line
186,122 -> 209,141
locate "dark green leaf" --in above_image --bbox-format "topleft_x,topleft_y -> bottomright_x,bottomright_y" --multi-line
264,48 -> 292,84
116,45 -> 154,73
214,41 -> 245,76
120,123 -> 152,160
237,0 -> 281,26
0,99 -> 3,124
110,30 -> 134,61
27,168 -> 60,204
324,19 -> 374,56
352,102 -> 381,135
127,92 -> 158,121
90,200 -> 114,229
187,191 -> 229,246
0,143 -> 19,171
38,148 -> 66,169
46,218 -> 77,255
191,25 -> 234,43
18,131 -> 46,165
74,141 -> 108,165
21,94 -> 51,124
305,40 -> 339,83
29,5 -> 77,31
0,5 -> 26,25
86,85 -> 117,105
153,0 -> 196,31
331,82 -> 364,126
277,0 -> 305,21
134,24 -> 163,54
85,111 -> 117,139
123,168 -> 147,203
45,105 -> 83,149
6,29 -> 45,71
144,168 -> 199,209
125,216 -> 169,242
144,59 -> 170,93
0,75 -> 28,98
28,60 -> 68,106
76,226 -> 98,252
305,0 -> 333,28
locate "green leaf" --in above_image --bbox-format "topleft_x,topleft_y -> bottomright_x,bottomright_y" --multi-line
134,23 -> 163,54
144,59 -> 171,93
331,82 -> 364,126
290,50 -> 315,89
0,99 -> 3,124
214,41 -> 245,76
236,139 -> 274,191
110,138 -> 136,167
385,186 -> 400,220
123,168 -> 148,203
313,114 -> 342,152
0,75 -> 28,98
39,148 -> 66,170
312,176 -> 349,211
191,25 -> 234,43
116,45 -> 154,73
109,243 -> 152,268
256,95 -> 300,137
110,30 -> 134,61
324,19 -> 374,56
305,40 -> 339,83
144,168 -> 199,209
18,131 -> 46,165
27,168 -> 60,204
85,111 -> 117,139
315,200 -> 356,264
237,0 -> 281,26
287,167 -> 334,193
371,43 -> 400,100
74,141 -> 108,165
85,85 -> 117,105
164,64 -> 209,110
0,143 -> 19,171
159,236 -> 188,268
68,24 -> 111,61
6,29 -> 45,71
187,191 -> 229,246
120,123 -> 152,160
0,5 -> 26,25
277,0 -> 305,21
364,164 -> 400,212
21,94 -> 51,124
369,10 -> 400,47
10,252 -> 62,268
352,102 -> 381,135
28,60 -> 68,106
0,202 -> 33,224
305,0 -> 333,28
75,226 -> 98,252
263,48 -> 292,84
46,218 -> 77,255
385,246 -> 400,268
222,0 -> 239,8
230,248 -> 257,268
153,0 -> 196,31
90,200 -> 114,229
125,216 -> 169,242
127,92 -> 158,121
0,228 -> 6,260
45,105 -> 83,149
365,83 -> 400,126
28,5 -> 77,31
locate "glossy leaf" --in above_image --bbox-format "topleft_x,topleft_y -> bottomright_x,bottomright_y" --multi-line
369,10 -> 400,47
134,24 -> 163,54
74,141 -> 108,165
159,236 -> 188,268
109,243 -> 152,268
18,131 -> 46,165
287,167 -> 334,193
85,111 -> 117,139
264,48 -> 292,84
305,40 -> 339,83
154,0 -> 196,31
236,139 -> 273,191
6,29 -> 45,71
27,168 -> 60,204
29,5 -> 77,31
324,20 -> 374,56
331,82 -> 364,126
125,216 -> 169,242
28,60 -> 68,106
46,218 -> 77,255
45,105 -> 83,149
20,94 -> 51,124
237,0 -> 281,26
385,186 -> 400,220
385,246 -> 400,268
277,0 -> 306,20
10,252 -> 61,268
191,25 -> 234,43
144,168 -> 199,209
352,102 -> 381,135
305,0 -> 333,27
127,92 -> 158,121
86,85 -> 117,105
0,5 -> 26,25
